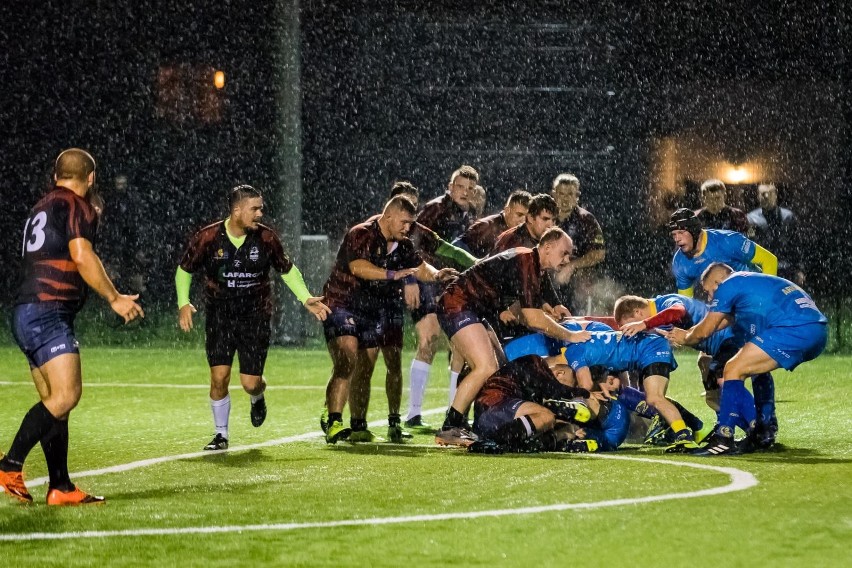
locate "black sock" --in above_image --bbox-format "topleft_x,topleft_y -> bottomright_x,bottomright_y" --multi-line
671,399 -> 703,432
350,418 -> 368,431
388,413 -> 401,427
1,402 -> 58,472
41,419 -> 73,491
493,416 -> 537,446
445,407 -> 466,428
328,412 -> 343,424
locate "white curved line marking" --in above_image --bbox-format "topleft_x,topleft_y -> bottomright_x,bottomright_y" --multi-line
2,453 -> 757,542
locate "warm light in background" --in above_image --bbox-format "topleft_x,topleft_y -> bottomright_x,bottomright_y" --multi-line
717,162 -> 755,184
214,70 -> 225,89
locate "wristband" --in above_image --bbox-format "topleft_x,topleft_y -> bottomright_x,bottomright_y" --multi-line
386,270 -> 396,280
403,275 -> 417,285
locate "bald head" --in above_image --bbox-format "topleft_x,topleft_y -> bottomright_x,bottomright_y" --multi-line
55,148 -> 96,183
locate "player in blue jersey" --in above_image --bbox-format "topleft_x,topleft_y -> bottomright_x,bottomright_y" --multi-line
668,208 -> 777,297
557,329 -> 699,452
669,263 -> 828,456
667,208 -> 780,443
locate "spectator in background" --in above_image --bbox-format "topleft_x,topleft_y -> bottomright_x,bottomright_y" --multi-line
695,179 -> 750,235
747,184 -> 804,286
469,184 -> 487,219
551,173 -> 605,314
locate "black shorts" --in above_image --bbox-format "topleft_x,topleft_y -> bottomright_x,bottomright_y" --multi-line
206,303 -> 271,376
705,339 -> 740,391
410,282 -> 440,324
361,306 -> 405,350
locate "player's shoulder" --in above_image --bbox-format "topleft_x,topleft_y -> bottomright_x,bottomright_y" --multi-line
574,206 -> 600,221
255,223 -> 282,239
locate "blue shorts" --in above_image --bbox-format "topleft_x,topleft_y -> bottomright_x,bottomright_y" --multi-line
360,307 -> 405,350
473,398 -> 525,439
750,322 -> 828,371
12,302 -> 80,369
437,308 -> 483,339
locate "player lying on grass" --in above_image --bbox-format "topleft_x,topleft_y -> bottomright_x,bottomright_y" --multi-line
665,263 -> 828,456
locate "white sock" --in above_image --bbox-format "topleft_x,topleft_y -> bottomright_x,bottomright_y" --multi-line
250,377 -> 267,403
448,371 -> 460,407
211,394 -> 231,439
406,360 -> 431,420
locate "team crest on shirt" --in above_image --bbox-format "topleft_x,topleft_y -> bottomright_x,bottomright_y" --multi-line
249,246 -> 259,262
215,248 -> 228,260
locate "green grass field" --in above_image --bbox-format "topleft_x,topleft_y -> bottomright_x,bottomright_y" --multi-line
1,346 -> 850,567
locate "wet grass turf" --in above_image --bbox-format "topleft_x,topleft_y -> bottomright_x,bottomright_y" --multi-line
0,347 -> 850,567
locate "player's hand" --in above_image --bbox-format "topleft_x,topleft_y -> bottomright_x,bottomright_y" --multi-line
391,268 -> 418,281
499,309 -> 518,325
591,390 -> 611,401
435,268 -> 459,283
567,330 -> 591,343
111,294 -> 144,324
620,320 -> 647,337
551,304 -> 572,321
404,283 -> 420,310
304,297 -> 331,321
660,327 -> 687,346
178,303 -> 196,331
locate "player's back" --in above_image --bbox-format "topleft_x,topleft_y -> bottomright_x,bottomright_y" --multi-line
16,187 -> 98,308
712,273 -> 827,333
564,331 -> 675,373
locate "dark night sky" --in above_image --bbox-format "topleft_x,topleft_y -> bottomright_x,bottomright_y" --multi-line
0,0 -> 848,307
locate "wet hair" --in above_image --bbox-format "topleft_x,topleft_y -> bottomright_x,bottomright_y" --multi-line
700,179 -> 726,195
506,189 -> 532,208
449,165 -> 480,184
384,194 -> 417,216
552,173 -> 580,190
54,148 -> 96,182
613,295 -> 649,325
527,193 -> 559,218
228,184 -> 263,211
390,180 -> 418,199
700,262 -> 734,284
538,226 -> 568,246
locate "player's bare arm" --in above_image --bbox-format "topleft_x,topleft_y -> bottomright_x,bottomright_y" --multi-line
665,311 -> 729,346
349,259 -> 418,281
521,308 -> 591,343
69,237 -> 143,323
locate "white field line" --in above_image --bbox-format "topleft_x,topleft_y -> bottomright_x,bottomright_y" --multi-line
1,413 -> 759,542
0,381 -> 443,392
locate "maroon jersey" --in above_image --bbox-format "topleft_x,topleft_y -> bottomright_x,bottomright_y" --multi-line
695,206 -> 750,235
15,186 -> 99,310
492,223 -> 537,254
323,218 -> 422,311
558,206 -> 605,259
458,212 -> 509,258
441,247 -> 543,317
416,192 -> 470,242
178,221 -> 293,314
477,355 -> 581,409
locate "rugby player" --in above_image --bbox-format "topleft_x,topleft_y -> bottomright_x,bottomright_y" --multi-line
667,263 -> 828,455
322,195 -> 457,443
453,189 -> 531,258
435,227 -> 591,446
403,166 -> 478,429
176,185 -> 330,451
0,149 -> 143,505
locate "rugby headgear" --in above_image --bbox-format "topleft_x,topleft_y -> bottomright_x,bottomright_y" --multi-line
667,208 -> 702,245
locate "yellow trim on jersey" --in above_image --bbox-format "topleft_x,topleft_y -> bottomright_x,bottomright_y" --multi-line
750,245 -> 778,276
678,287 -> 694,298
647,300 -> 658,316
223,217 -> 246,249
558,348 -> 568,365
693,230 -> 708,257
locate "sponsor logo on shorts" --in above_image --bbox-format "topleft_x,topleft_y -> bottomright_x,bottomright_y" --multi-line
459,317 -> 471,325
50,343 -> 67,353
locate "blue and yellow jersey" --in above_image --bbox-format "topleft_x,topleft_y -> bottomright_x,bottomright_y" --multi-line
709,272 -> 827,339
672,229 -> 764,293
503,320 -> 613,361
560,331 -> 677,374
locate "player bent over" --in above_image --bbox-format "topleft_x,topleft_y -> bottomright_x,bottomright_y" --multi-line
0,149 -> 143,505
176,185 -> 329,451
667,263 -> 827,455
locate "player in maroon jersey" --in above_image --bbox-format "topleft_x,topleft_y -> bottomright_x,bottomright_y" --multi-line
176,185 -> 330,451
435,227 -> 591,446
454,189 -> 531,258
1,149 -> 143,506
322,195 -> 457,443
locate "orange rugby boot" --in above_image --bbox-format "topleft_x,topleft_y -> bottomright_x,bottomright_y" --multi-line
46,485 -> 105,506
0,469 -> 33,503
